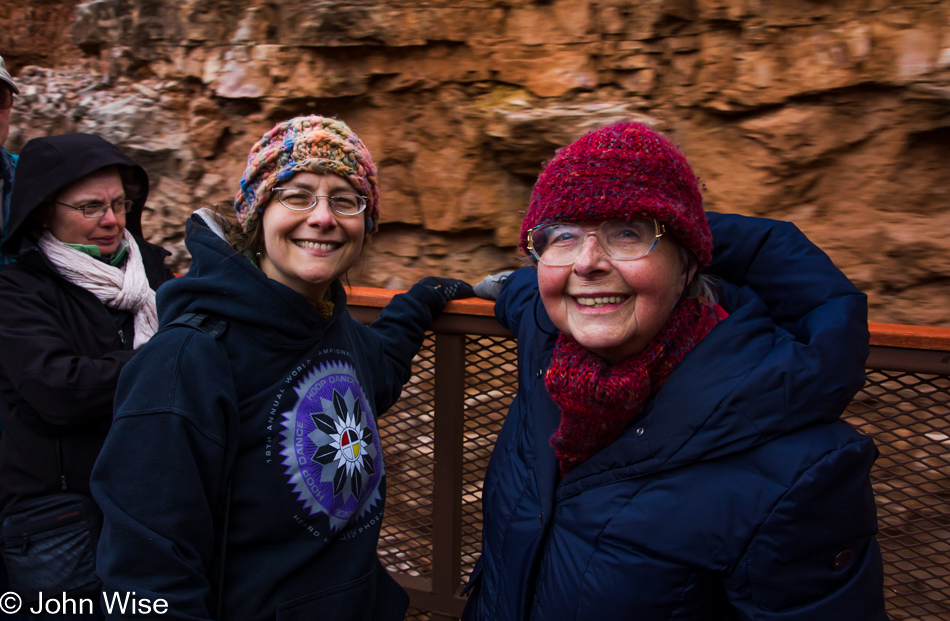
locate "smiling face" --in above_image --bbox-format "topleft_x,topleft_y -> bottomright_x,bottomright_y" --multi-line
259,172 -> 366,301
46,167 -> 126,256
538,220 -> 696,364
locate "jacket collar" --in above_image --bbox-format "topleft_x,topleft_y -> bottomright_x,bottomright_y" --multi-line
551,282 -> 819,500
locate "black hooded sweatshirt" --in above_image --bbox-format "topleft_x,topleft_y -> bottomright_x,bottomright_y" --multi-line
0,133 -> 173,512
90,216 -> 455,619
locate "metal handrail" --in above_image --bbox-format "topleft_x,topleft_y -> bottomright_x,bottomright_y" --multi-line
349,285 -> 950,349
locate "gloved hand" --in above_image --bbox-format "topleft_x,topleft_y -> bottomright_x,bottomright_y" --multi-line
416,277 -> 476,306
473,271 -> 513,301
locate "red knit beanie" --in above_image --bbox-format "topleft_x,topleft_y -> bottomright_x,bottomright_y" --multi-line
520,122 -> 712,267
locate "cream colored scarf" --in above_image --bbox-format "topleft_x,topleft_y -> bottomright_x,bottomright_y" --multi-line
38,229 -> 158,349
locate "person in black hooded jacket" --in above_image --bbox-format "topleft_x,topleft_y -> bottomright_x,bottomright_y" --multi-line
0,133 -> 174,611
91,116 -> 473,621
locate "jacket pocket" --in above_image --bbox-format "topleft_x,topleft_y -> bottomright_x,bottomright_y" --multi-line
0,493 -> 102,602
276,561 -> 408,621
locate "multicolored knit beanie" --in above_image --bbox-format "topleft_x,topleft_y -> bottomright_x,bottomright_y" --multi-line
234,115 -> 380,234
520,121 -> 712,267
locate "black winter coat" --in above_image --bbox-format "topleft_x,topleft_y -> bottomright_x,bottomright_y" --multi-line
91,217 -> 450,620
0,133 -> 174,512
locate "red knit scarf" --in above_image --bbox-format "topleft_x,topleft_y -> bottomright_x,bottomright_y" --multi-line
546,298 -> 725,476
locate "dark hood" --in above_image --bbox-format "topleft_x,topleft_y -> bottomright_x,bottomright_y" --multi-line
1,133 -> 150,258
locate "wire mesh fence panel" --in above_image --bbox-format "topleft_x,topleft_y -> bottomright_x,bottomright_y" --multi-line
460,335 -> 519,584
844,370 -> 950,621
377,333 -> 437,578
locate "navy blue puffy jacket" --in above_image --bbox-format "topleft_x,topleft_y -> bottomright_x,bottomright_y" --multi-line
464,213 -> 887,621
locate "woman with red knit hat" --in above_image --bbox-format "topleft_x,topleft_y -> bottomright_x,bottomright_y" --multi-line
464,122 -> 887,620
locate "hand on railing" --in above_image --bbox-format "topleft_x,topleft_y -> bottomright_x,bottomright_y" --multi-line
473,271 -> 513,301
416,277 -> 476,306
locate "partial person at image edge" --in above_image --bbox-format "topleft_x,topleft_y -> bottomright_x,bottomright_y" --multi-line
0,48 -> 19,601
0,53 -> 17,265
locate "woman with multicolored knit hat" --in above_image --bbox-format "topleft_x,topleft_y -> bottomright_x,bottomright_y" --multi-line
91,116 -> 472,621
463,122 -> 887,620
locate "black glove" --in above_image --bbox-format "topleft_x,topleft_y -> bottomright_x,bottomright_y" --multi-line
416,277 -> 476,306
473,271 -> 513,301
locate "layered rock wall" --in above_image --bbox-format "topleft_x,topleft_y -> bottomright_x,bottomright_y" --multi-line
3,0 -> 949,325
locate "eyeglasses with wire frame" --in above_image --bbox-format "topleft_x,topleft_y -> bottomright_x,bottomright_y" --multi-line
56,199 -> 134,219
273,187 -> 368,216
526,218 -> 666,266
0,87 -> 15,111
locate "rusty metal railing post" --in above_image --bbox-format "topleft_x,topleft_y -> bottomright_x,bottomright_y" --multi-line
431,332 -> 466,621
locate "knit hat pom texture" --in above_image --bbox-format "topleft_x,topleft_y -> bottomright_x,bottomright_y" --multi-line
520,121 -> 712,267
234,115 -> 379,234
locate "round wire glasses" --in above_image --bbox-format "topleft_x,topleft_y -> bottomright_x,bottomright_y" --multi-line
273,187 -> 368,216
526,218 -> 665,266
